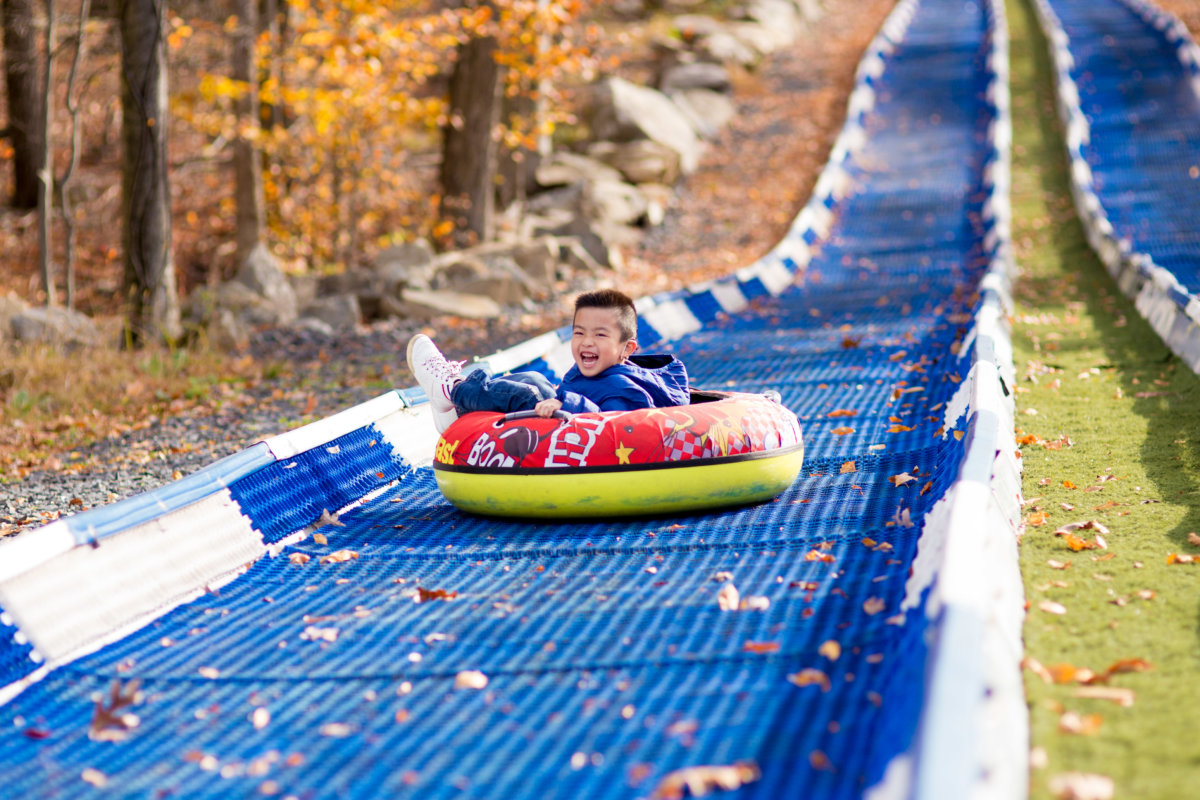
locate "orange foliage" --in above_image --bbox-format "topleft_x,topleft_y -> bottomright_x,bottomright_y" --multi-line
175,1 -> 594,269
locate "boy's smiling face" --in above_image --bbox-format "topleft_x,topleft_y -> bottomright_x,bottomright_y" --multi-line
571,306 -> 637,377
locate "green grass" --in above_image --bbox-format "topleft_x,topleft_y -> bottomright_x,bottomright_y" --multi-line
1008,0 -> 1200,795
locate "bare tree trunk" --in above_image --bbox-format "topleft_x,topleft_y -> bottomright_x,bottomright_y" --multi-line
119,0 -> 179,345
37,0 -> 55,306
439,31 -> 502,250
233,0 -> 265,268
261,0 -> 285,131
60,0 -> 91,310
2,0 -> 43,210
496,0 -> 550,215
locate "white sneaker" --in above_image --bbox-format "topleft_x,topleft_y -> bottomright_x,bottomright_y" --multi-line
406,334 -> 464,433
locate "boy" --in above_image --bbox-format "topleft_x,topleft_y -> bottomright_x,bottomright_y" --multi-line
407,289 -> 690,433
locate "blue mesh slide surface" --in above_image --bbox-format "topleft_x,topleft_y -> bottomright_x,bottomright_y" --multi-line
0,1 -> 1022,797
1034,0 -> 1200,369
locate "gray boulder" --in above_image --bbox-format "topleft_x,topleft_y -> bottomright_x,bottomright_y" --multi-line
509,237 -> 561,285
669,88 -> 737,139
739,0 -> 802,41
395,288 -> 503,320
300,293 -> 361,333
0,292 -> 31,342
374,238 -> 434,289
589,77 -> 703,174
535,151 -> 626,189
672,14 -> 726,39
213,280 -> 282,328
205,308 -> 250,352
233,243 -> 297,325
585,179 -> 650,227
430,255 -> 489,291
639,183 -> 674,227
10,305 -> 101,348
589,140 -> 682,185
533,214 -> 624,270
696,30 -> 761,66
729,20 -> 790,55
660,62 -> 733,94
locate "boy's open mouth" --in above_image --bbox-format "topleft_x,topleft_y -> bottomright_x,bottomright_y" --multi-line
580,352 -> 599,367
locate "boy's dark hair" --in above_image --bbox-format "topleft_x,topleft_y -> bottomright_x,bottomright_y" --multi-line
574,289 -> 638,341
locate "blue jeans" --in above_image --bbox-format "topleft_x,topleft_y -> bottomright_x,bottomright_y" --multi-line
450,369 -> 557,414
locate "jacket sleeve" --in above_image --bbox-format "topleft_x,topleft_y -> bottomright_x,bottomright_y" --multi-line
555,388 -> 601,415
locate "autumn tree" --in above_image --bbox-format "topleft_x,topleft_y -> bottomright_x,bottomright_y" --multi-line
495,1 -> 586,212
1,0 -> 43,210
119,0 -> 180,343
232,0 -> 265,266
179,0 -> 590,270
439,2 -> 502,250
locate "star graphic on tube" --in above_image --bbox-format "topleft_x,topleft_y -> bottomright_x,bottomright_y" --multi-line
615,442 -> 635,465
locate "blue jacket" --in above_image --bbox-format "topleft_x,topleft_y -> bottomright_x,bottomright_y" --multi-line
555,354 -> 690,414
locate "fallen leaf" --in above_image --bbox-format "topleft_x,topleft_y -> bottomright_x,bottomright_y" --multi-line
198,667 -> 220,680
839,460 -> 856,474
319,549 -> 359,565
649,761 -> 761,799
742,641 -> 780,654
289,553 -> 310,565
1039,600 -> 1067,615
251,707 -> 271,730
1062,480 -> 1076,489
717,583 -> 740,611
862,597 -> 886,615
1048,771 -> 1114,800
831,426 -> 855,436
738,596 -> 770,611
809,750 -> 833,771
81,768 -> 108,788
415,587 -> 458,603
1047,559 -> 1070,570
889,472 -> 917,487
1189,532 -> 1200,547
1058,711 -> 1103,736
804,550 -> 836,563
787,669 -> 832,692
1074,686 -> 1134,706
827,409 -> 857,418
818,640 -> 841,661
89,679 -> 143,742
1026,511 -> 1049,526
1166,552 -> 1196,564
455,670 -> 489,690
1062,534 -> 1099,552
319,722 -> 354,738
300,626 -> 339,643
312,532 -> 328,545
1104,658 -> 1152,676
314,509 -> 345,529
1023,657 -> 1054,683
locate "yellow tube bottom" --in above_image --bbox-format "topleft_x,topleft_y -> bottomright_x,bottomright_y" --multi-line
433,447 -> 805,519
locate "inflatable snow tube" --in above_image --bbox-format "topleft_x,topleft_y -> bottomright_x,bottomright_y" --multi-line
432,390 -> 804,518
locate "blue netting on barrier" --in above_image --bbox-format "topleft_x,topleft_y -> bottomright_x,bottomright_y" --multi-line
0,1 -> 1007,797
230,424 -> 410,545
0,611 -> 37,690
1048,0 -> 1200,294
